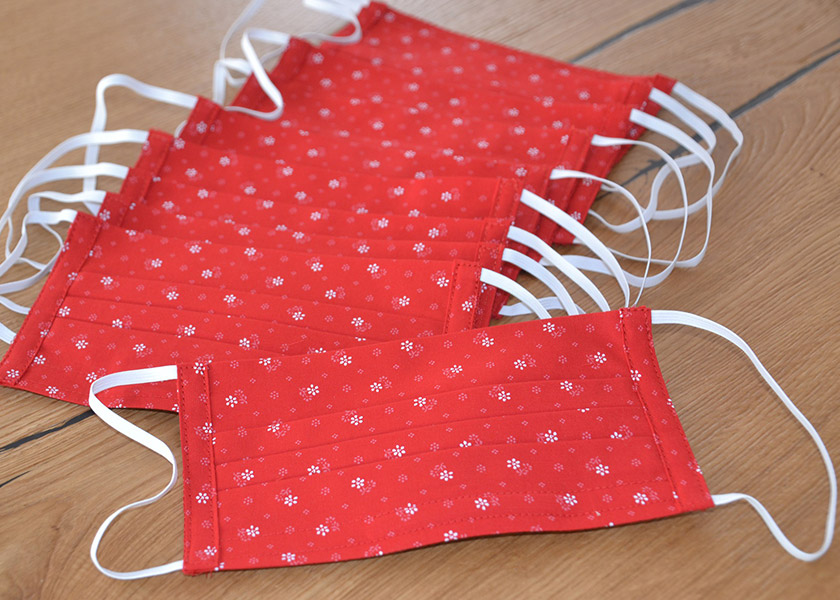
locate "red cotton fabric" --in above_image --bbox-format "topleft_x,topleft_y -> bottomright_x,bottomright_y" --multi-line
327,3 -> 675,104
172,307 -> 712,573
177,98 -> 586,252
231,36 -> 651,243
129,129 -> 552,292
0,212 -> 506,409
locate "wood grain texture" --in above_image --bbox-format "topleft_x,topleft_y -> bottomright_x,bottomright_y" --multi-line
1,0 -> 838,598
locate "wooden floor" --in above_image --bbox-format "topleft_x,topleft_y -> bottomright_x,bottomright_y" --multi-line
1,0 -> 839,597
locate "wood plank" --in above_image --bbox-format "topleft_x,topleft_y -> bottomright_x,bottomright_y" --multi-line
0,0 -> 838,597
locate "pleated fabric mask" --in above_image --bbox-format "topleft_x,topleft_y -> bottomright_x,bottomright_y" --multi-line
86,307 -> 834,578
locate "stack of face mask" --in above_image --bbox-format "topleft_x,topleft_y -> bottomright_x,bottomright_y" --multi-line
0,0 -> 833,580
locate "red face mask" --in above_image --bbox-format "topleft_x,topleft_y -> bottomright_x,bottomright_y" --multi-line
230,36 -> 675,242
1,211 -> 554,409
86,307 -> 836,578
129,127 -> 655,307
328,2 -> 674,101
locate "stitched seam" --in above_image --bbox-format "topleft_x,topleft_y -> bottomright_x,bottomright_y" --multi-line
442,261 -> 463,334
618,308 -> 683,512
638,309 -> 711,510
1,217 -> 104,384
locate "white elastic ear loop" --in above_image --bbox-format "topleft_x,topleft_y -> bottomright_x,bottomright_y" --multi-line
213,0 -> 361,107
547,170 -> 652,301
518,189 -> 632,307
501,248 -> 579,316
4,128 -> 145,260
506,226 -> 609,313
302,0 -> 363,43
606,110 -> 715,270
83,75 -> 197,192
650,310 -> 836,562
671,82 -> 744,200
88,365 -> 183,579
479,268 -> 551,319
0,209 -> 79,343
587,114 -> 691,261
646,89 -> 717,222
4,161 -> 130,270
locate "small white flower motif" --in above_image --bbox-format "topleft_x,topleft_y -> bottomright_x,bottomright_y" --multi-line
444,530 -> 460,542
401,340 -> 414,352
6,369 -> 20,379
101,276 -> 113,287
515,166 -> 528,177
283,494 -> 298,507
282,552 -> 296,563
367,263 -> 381,275
223,294 -> 238,305
593,352 -> 607,365
195,492 -> 209,504
307,148 -> 319,158
310,261 -> 323,272
111,319 -> 124,329
439,469 -> 454,482
244,247 -> 258,259
58,306 -> 71,317
325,289 -> 337,300
312,52 -> 324,63
507,458 -> 522,470
304,384 -> 319,397
404,503 -> 418,516
263,135 -> 275,146
413,397 -> 428,408
219,156 -> 230,166
428,227 -> 440,238
634,492 -> 649,505
391,445 -> 406,458
315,524 -> 330,536
596,464 -> 610,476
630,370 -> 642,382
562,493 -> 578,507
356,243 -> 369,254
225,394 -> 239,408
308,465 -> 321,476
268,276 -> 283,288
188,243 -> 202,254
328,179 -> 340,189
514,359 -> 527,370
239,338 -> 252,349
33,355 -> 46,365
497,390 -> 511,402
541,429 -> 559,444
461,299 -> 475,312
185,168 -> 198,178
243,185 -> 257,196
338,354 -> 352,366
245,525 -> 260,538
351,317 -> 366,329
351,477 -> 366,490
99,209 -> 111,221
197,188 -> 209,199
149,258 -> 162,268
527,147 -> 540,158
475,497 -> 490,511
75,339 -> 88,350
46,386 -> 60,396
172,138 -> 185,149
166,290 -> 179,300
370,381 -> 384,393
